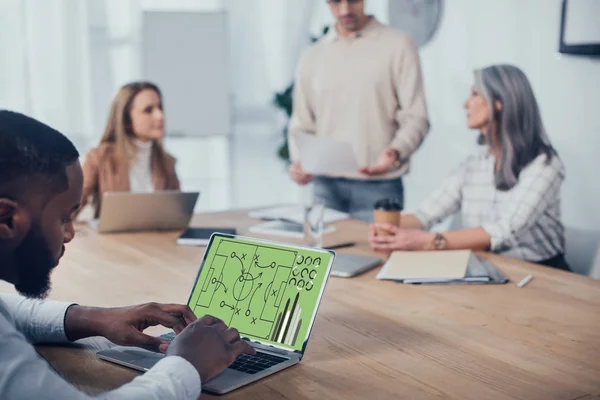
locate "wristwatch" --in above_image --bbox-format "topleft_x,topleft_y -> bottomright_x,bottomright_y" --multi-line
427,233 -> 447,251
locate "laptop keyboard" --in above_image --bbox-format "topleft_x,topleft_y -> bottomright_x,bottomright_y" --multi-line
158,331 -> 288,374
228,352 -> 288,374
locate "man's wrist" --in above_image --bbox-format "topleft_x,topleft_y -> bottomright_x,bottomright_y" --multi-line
389,148 -> 401,169
64,305 -> 107,341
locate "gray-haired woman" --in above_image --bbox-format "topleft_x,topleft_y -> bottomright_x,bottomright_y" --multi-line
369,64 -> 569,271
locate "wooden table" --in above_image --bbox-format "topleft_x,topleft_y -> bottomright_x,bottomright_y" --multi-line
2,209 -> 600,399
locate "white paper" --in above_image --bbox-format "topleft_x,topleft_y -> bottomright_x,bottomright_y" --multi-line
248,205 -> 349,225
294,132 -> 359,175
248,220 -> 335,239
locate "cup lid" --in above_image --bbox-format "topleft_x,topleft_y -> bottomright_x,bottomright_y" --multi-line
373,198 -> 403,211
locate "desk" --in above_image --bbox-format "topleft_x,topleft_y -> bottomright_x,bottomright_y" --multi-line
2,209 -> 600,399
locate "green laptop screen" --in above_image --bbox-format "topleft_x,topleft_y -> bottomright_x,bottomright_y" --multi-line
187,235 -> 332,352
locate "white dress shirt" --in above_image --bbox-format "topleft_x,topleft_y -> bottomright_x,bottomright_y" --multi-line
129,140 -> 154,193
0,293 -> 201,400
412,147 -> 565,262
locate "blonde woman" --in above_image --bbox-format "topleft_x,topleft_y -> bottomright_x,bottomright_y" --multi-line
78,81 -> 180,218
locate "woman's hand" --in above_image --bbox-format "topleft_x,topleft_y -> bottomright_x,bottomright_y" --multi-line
369,223 -> 435,251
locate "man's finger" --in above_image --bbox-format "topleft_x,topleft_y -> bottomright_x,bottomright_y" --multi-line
368,164 -> 388,175
223,328 -> 241,344
156,304 -> 197,325
146,308 -> 187,333
212,321 -> 228,333
198,315 -> 224,326
230,339 -> 256,357
129,330 -> 167,353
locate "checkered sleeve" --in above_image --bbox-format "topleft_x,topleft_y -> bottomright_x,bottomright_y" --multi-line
481,155 -> 565,252
412,160 -> 467,230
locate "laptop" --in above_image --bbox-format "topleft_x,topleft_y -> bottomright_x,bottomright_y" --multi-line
176,227 -> 237,246
89,191 -> 199,233
330,253 -> 382,278
97,233 -> 336,394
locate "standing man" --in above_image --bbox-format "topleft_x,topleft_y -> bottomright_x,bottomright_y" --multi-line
288,0 -> 429,219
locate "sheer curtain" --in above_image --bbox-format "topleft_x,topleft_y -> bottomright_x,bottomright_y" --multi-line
0,0 -> 336,141
0,0 -> 93,144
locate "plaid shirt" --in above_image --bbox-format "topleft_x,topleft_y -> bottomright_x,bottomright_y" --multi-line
413,147 -> 565,262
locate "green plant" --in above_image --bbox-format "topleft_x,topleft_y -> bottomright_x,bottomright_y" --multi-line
274,26 -> 330,162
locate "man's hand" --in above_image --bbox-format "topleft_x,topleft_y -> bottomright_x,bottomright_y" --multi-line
167,315 -> 256,382
65,302 -> 197,353
359,148 -> 400,176
288,161 -> 314,185
369,223 -> 435,251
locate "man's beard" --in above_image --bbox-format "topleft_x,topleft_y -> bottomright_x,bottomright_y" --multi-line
13,228 -> 61,299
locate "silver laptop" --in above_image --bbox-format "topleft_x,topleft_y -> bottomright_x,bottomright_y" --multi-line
89,191 -> 199,233
330,253 -> 382,278
97,233 -> 336,394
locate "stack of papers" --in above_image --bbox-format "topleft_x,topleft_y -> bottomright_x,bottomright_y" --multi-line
248,205 -> 349,225
294,132 -> 359,175
248,220 -> 335,239
376,250 -> 508,285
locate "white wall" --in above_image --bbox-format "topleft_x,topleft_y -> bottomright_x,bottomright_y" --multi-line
404,0 -> 600,230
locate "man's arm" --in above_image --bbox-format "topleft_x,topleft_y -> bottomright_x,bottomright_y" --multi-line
0,294 -> 198,352
0,293 -> 75,344
0,313 -> 201,400
389,35 -> 430,162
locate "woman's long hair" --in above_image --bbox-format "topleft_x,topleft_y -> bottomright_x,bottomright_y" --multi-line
99,81 -> 170,176
475,65 -> 557,190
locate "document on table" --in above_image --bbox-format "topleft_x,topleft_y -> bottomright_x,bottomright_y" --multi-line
248,205 -> 349,224
294,132 -> 359,175
376,250 -> 472,281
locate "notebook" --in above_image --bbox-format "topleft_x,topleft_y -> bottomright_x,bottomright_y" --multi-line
176,227 -> 237,246
376,250 -> 508,285
376,250 -> 472,281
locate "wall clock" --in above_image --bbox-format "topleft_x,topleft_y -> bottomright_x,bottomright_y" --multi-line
388,0 -> 443,47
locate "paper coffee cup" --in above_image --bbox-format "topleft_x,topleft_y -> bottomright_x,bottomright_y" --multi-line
373,198 -> 402,236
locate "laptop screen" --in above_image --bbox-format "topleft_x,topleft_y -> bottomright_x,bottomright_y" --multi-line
187,234 -> 334,353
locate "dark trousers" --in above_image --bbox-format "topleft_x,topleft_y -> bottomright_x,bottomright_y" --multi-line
537,254 -> 571,272
313,176 -> 404,222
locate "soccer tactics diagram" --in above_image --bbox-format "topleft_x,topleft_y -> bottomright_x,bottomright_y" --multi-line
189,238 -> 327,349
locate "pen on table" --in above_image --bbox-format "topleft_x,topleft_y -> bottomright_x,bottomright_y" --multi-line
325,242 -> 356,250
517,274 -> 534,288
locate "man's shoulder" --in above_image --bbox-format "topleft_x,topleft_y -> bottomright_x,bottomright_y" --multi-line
299,39 -> 328,62
376,24 -> 418,49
